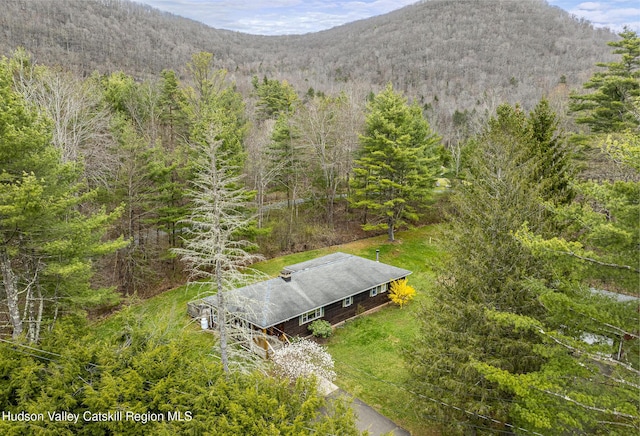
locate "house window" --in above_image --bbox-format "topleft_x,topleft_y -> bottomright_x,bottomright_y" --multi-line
299,307 -> 324,325
343,296 -> 353,307
370,283 -> 388,297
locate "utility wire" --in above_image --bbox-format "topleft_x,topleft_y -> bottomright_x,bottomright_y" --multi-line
335,359 -> 545,436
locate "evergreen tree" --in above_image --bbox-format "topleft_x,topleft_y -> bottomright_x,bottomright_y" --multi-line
0,56 -> 125,342
0,318 -> 362,435
527,98 -> 576,205
569,27 -> 640,132
254,76 -> 303,210
108,113 -> 161,293
475,128 -> 640,435
252,75 -> 298,121
460,48 -> 640,435
184,52 -> 247,171
159,69 -> 188,152
406,104 -> 553,433
155,69 -> 189,248
268,112 -> 306,209
99,72 -> 170,294
349,84 -> 441,241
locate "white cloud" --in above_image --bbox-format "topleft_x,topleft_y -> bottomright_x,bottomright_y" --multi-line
138,0 -> 640,35
134,0 -> 419,34
573,2 -> 640,31
576,2 -> 602,11
549,0 -> 639,32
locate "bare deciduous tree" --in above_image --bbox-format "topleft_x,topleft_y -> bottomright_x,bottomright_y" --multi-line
244,118 -> 285,228
293,92 -> 361,227
11,52 -> 117,188
172,129 -> 264,373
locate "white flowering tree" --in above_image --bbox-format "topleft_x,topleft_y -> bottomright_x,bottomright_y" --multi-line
272,338 -> 336,383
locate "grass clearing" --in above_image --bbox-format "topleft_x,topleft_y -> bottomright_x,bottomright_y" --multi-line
252,225 -> 445,435
325,227 -> 444,436
93,224 -> 445,434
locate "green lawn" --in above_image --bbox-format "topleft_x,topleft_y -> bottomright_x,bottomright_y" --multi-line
97,283 -> 204,339
329,304 -> 437,435
94,281 -> 220,363
94,225 -> 445,435
251,225 -> 445,435
324,227 -> 444,436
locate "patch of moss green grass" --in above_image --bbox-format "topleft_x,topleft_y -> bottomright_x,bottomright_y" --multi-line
251,225 -> 444,275
251,225 -> 445,435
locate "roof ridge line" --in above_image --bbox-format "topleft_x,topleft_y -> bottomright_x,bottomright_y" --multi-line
283,252 -> 352,274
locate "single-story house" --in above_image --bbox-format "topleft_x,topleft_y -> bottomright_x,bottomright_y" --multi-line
188,252 -> 411,340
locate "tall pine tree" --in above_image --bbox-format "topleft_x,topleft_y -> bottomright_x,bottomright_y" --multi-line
406,104 -> 556,434
569,28 -> 640,133
475,127 -> 639,435
349,84 -> 441,241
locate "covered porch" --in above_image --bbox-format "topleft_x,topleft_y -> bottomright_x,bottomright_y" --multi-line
188,299 -> 291,359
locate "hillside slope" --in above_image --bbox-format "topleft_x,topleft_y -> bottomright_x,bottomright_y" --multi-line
266,0 -> 617,115
1,0 -> 616,121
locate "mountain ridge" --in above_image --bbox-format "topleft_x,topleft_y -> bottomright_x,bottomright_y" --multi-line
1,0 -> 617,130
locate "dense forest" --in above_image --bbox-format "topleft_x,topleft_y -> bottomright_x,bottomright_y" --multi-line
0,0 -> 638,434
0,0 -> 617,138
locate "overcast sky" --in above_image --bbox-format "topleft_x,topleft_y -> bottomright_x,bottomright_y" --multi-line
133,0 -> 639,35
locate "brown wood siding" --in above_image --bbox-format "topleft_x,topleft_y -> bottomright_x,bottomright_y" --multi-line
277,279 -> 404,337
279,316 -> 310,337
323,300 -> 356,325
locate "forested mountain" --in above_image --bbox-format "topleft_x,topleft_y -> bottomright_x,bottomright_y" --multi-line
1,0 -> 616,124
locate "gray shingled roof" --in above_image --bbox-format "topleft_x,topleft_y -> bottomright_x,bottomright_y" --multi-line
200,252 -> 411,328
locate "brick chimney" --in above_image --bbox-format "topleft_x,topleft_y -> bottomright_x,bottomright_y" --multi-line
280,269 -> 292,282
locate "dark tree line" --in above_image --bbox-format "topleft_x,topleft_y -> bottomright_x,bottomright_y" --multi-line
2,45 -> 443,338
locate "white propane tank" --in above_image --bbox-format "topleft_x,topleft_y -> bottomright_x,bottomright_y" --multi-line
201,316 -> 208,330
